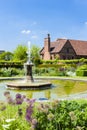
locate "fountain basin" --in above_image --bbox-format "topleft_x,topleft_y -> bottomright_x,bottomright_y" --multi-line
6,80 -> 52,90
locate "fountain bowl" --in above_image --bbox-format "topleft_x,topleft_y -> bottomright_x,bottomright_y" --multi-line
6,41 -> 52,90
6,80 -> 52,90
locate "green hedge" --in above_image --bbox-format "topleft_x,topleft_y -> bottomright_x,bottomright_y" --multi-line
76,70 -> 87,76
42,58 -> 87,65
0,61 -> 24,68
76,65 -> 87,76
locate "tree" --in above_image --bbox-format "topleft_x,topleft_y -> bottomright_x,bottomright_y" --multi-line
13,44 -> 27,61
31,45 -> 41,66
0,51 -> 13,61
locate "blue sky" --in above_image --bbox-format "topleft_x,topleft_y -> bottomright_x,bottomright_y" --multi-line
0,0 -> 87,51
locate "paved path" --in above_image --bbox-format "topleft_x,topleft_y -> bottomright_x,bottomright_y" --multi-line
35,76 -> 87,82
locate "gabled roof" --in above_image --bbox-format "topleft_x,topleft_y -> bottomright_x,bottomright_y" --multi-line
69,39 -> 87,55
40,39 -> 67,54
50,39 -> 67,53
40,38 -> 87,56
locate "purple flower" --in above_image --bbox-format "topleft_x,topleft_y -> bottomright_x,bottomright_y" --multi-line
15,93 -> 24,105
16,93 -> 22,99
25,99 -> 35,123
26,98 -> 36,104
26,106 -> 33,115
15,98 -> 23,105
25,113 -> 32,122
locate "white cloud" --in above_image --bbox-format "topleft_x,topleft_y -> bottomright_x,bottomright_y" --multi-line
21,30 -> 31,34
31,35 -> 38,39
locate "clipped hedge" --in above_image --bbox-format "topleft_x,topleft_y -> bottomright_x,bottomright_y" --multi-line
42,58 -> 87,65
0,61 -> 24,68
76,70 -> 87,76
76,65 -> 87,76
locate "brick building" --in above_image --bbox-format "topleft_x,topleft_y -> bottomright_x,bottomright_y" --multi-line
40,34 -> 87,60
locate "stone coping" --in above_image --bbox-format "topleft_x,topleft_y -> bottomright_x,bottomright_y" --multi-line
0,76 -> 87,82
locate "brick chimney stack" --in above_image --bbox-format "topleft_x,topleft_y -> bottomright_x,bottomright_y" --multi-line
44,34 -> 51,60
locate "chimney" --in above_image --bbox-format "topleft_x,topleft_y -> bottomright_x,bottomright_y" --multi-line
44,34 -> 51,60
44,34 -> 50,52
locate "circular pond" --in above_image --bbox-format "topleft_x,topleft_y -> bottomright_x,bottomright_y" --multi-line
0,79 -> 87,101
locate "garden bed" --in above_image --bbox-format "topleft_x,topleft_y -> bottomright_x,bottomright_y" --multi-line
0,91 -> 87,130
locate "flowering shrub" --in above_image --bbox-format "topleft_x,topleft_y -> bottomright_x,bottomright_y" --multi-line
0,91 -> 87,129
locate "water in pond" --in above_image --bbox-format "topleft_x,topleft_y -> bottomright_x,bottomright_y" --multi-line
0,79 -> 87,101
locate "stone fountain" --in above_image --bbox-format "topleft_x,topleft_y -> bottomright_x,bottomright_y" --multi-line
6,41 -> 51,89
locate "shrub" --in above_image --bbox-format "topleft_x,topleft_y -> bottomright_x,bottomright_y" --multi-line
76,70 -> 87,76
76,65 -> 87,76
0,68 -> 24,77
10,68 -> 24,76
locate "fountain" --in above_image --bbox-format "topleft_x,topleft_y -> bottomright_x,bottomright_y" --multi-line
24,41 -> 34,82
6,41 -> 52,89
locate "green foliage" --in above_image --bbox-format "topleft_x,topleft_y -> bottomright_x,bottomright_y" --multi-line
33,58 -> 42,66
42,59 -> 87,65
0,68 -> 24,77
13,44 -> 27,61
33,67 -> 66,76
39,64 -> 64,68
0,61 -> 23,68
76,70 -> 87,76
1,93 -> 87,130
36,100 -> 87,130
0,93 -> 36,130
0,51 -> 13,61
42,59 -> 58,64
76,65 -> 87,76
31,45 -> 41,66
31,45 -> 40,59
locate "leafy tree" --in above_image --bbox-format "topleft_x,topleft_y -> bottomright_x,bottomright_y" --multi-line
31,45 -> 41,66
0,51 -> 13,61
13,44 -> 27,61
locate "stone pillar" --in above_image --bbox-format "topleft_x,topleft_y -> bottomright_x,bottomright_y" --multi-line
24,63 -> 34,82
